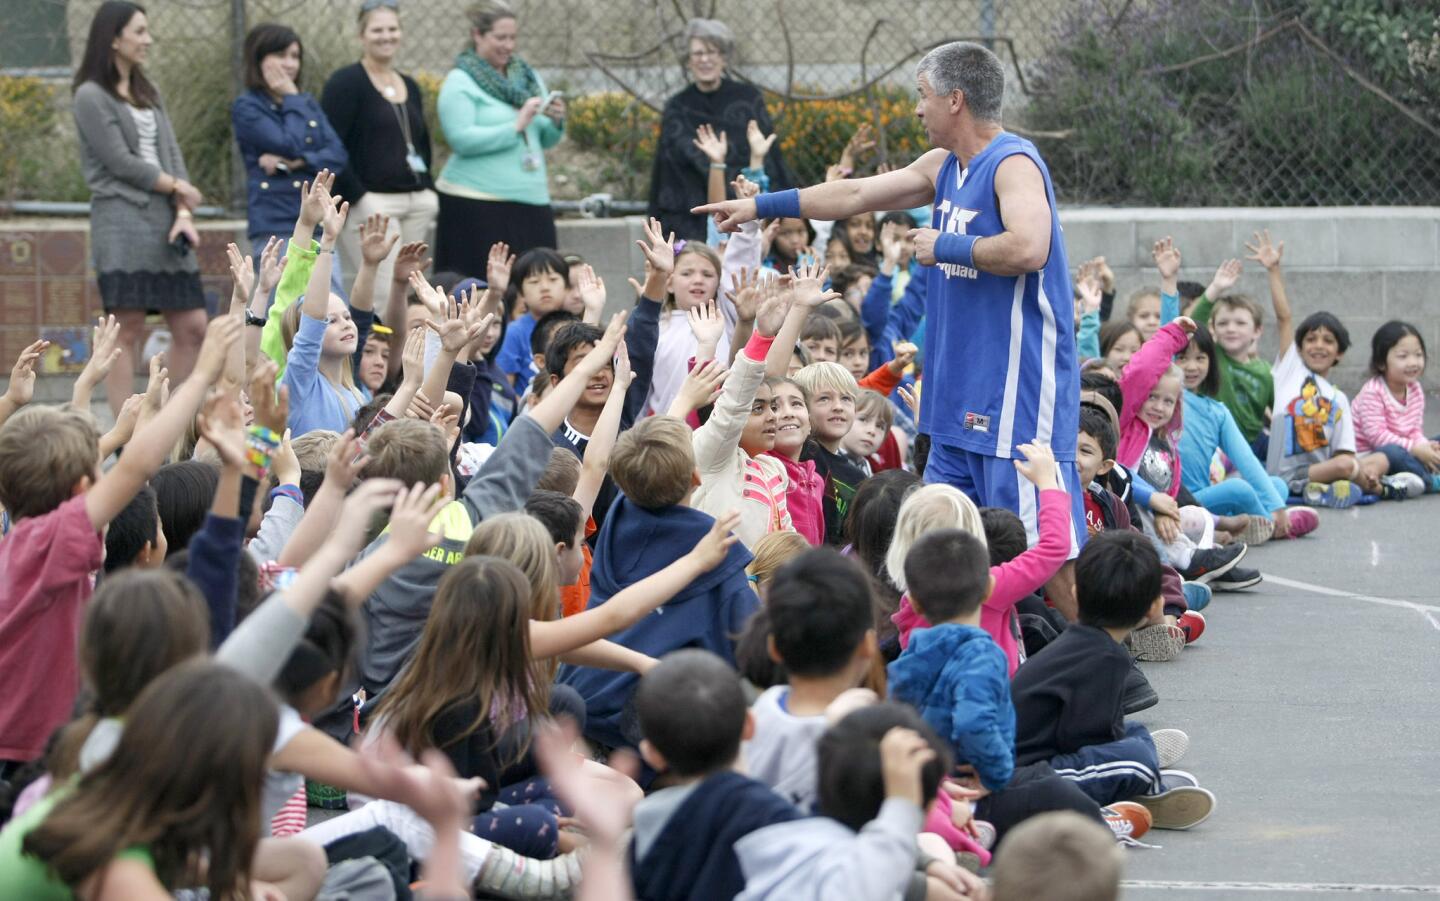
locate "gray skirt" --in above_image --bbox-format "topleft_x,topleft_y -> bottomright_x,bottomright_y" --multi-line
91,194 -> 204,313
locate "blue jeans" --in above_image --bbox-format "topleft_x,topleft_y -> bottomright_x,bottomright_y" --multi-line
1375,442 -> 1439,487
1190,476 -> 1289,517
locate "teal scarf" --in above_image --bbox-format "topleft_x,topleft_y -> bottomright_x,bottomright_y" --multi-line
456,48 -> 540,109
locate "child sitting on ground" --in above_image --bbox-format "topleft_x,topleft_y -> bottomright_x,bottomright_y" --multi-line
557,416 -> 756,751
737,704 -> 987,900
1350,320 -> 1440,493
629,650 -> 799,901
1013,530 -> 1216,829
1187,248 -> 1274,458
887,529 -> 1111,843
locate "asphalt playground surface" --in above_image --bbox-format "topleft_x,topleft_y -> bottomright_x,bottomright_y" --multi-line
1118,470 -> 1440,898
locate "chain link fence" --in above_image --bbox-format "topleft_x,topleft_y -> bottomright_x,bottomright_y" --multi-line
3,0 -> 1439,211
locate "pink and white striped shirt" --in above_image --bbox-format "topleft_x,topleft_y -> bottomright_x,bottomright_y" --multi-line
1351,376 -> 1429,453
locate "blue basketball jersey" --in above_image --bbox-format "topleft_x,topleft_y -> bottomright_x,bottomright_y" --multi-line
919,132 -> 1079,460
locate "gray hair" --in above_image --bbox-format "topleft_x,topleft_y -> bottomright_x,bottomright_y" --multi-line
916,41 -> 1005,122
683,18 -> 734,61
467,0 -> 516,34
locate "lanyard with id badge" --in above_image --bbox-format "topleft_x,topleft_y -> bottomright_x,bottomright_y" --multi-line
389,99 -> 427,180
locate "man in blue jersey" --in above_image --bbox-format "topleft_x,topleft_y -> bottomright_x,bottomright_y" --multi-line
696,41 -> 1082,617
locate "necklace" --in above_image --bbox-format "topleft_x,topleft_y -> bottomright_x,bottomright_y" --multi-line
382,84 -> 397,99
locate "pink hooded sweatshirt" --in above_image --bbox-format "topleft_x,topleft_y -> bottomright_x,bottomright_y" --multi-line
1116,322 -> 1189,497
891,487 -> 1071,676
765,452 -> 825,545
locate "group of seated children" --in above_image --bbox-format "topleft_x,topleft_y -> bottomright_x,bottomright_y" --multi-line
0,144 -> 1431,900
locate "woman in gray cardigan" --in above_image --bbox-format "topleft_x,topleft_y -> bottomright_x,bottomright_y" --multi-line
73,1 -> 208,416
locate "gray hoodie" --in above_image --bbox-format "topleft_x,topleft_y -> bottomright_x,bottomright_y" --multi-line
355,414 -> 554,703
735,799 -> 925,901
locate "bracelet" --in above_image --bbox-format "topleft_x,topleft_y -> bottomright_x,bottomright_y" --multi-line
753,188 -> 801,220
245,312 -> 267,328
934,232 -> 979,268
175,208 -> 193,220
270,484 -> 304,507
244,425 -> 281,480
709,162 -> 726,170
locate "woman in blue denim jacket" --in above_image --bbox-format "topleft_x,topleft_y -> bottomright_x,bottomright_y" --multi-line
231,24 -> 348,268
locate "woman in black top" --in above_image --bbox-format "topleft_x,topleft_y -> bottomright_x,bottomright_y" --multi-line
320,0 -> 436,289
647,18 -> 794,242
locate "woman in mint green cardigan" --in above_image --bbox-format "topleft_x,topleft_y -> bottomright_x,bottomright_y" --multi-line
433,1 -> 564,274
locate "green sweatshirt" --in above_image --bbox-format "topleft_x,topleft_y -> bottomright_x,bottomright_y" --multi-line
1191,294 -> 1274,442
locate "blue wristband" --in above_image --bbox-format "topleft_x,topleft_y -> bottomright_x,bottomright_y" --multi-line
270,484 -> 303,507
934,232 -> 978,268
754,188 -> 801,221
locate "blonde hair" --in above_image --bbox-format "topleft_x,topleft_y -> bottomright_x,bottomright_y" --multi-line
791,361 -> 859,404
745,530 -> 811,589
609,416 -> 696,509
990,811 -> 1122,901
884,484 -> 985,592
0,406 -> 100,521
282,302 -> 365,405
1213,293 -> 1264,327
465,512 -> 562,622
290,430 -> 341,472
362,419 -> 450,486
534,447 -> 582,495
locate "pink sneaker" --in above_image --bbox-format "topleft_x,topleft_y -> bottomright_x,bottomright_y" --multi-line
1284,507 -> 1319,539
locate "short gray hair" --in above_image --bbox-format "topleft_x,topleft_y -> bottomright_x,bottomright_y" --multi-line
683,18 -> 734,61
917,41 -> 1005,122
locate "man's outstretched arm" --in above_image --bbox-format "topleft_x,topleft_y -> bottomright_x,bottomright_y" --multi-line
694,148 -> 946,231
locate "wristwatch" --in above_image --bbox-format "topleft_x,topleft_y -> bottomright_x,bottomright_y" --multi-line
245,312 -> 267,328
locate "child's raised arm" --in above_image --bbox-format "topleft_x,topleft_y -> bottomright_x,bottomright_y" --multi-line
529,512 -> 740,659
301,186 -> 348,323
665,358 -> 728,420
989,442 -> 1070,616
277,429 -> 369,568
765,261 -> 839,376
85,317 -> 240,531
692,285 -> 792,474
575,343 -> 633,518
330,481 -> 448,604
70,316 -> 121,411
1117,317 -> 1196,427
1153,237 -> 1182,325
0,339 -> 47,430
1245,230 -> 1292,352
1190,259 -> 1242,329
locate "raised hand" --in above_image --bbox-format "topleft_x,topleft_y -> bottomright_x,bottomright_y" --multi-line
1207,258 -> 1242,296
668,358 -> 728,417
726,266 -> 762,323
897,384 -> 919,418
613,339 -> 634,391
790,259 -> 834,308
636,217 -> 676,274
690,511 -> 741,571
753,277 -> 793,338
686,300 -> 725,351
383,482 -> 448,560
745,119 -> 777,167
1075,261 -> 1103,314
320,195 -> 349,246
1173,315 -> 1198,334
330,477 -> 404,557
137,352 -> 169,428
879,221 -> 905,268
196,394 -> 249,470
272,429 -> 300,487
195,316 -> 243,385
758,219 -> 780,260
1012,441 -> 1060,490
258,236 -> 287,297
693,123 -> 728,164
407,270 -> 445,321
1244,229 -> 1284,271
887,340 -> 918,375
1152,237 -> 1181,281
825,163 -> 850,183
400,326 -> 427,388
425,296 -> 473,354
324,429 -> 369,493
2,339 -> 48,410
576,263 -> 607,322
731,174 -> 760,200
392,241 -> 432,286
359,213 -> 399,266
297,170 -> 337,230
247,359 -> 289,433
429,402 -> 460,448
227,242 -> 256,303
104,394 -> 144,449
839,122 -> 876,172
485,241 -> 514,294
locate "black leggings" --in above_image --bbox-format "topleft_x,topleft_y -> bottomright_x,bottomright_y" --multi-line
974,761 -> 1105,842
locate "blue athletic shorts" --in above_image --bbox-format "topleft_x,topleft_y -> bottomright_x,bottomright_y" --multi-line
925,442 -> 1086,559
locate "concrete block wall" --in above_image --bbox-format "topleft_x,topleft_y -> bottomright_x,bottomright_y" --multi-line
563,208 -> 1440,394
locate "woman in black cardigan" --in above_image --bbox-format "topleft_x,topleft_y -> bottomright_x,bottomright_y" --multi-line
647,18 -> 794,242
320,0 -> 436,289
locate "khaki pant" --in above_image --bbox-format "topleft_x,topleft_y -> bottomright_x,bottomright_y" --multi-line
334,188 -> 439,294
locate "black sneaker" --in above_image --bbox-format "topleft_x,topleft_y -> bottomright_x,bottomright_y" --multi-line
1122,657 -> 1159,714
1178,543 -> 1247,584
1211,566 -> 1263,591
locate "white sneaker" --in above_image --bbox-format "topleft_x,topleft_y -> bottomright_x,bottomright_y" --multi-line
1150,729 -> 1189,769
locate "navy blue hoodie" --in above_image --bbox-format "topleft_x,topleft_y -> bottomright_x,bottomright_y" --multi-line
557,498 -> 756,750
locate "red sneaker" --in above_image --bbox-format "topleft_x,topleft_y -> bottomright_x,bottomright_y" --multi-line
1177,611 -> 1206,644
1103,801 -> 1153,842
1284,506 -> 1319,539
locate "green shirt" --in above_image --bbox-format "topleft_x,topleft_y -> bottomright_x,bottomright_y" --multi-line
259,239 -> 321,380
0,789 -> 154,899
1191,294 -> 1274,442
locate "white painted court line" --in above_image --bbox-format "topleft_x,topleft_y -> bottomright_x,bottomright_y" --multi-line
1262,573 -> 1440,632
1122,880 -> 1440,894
